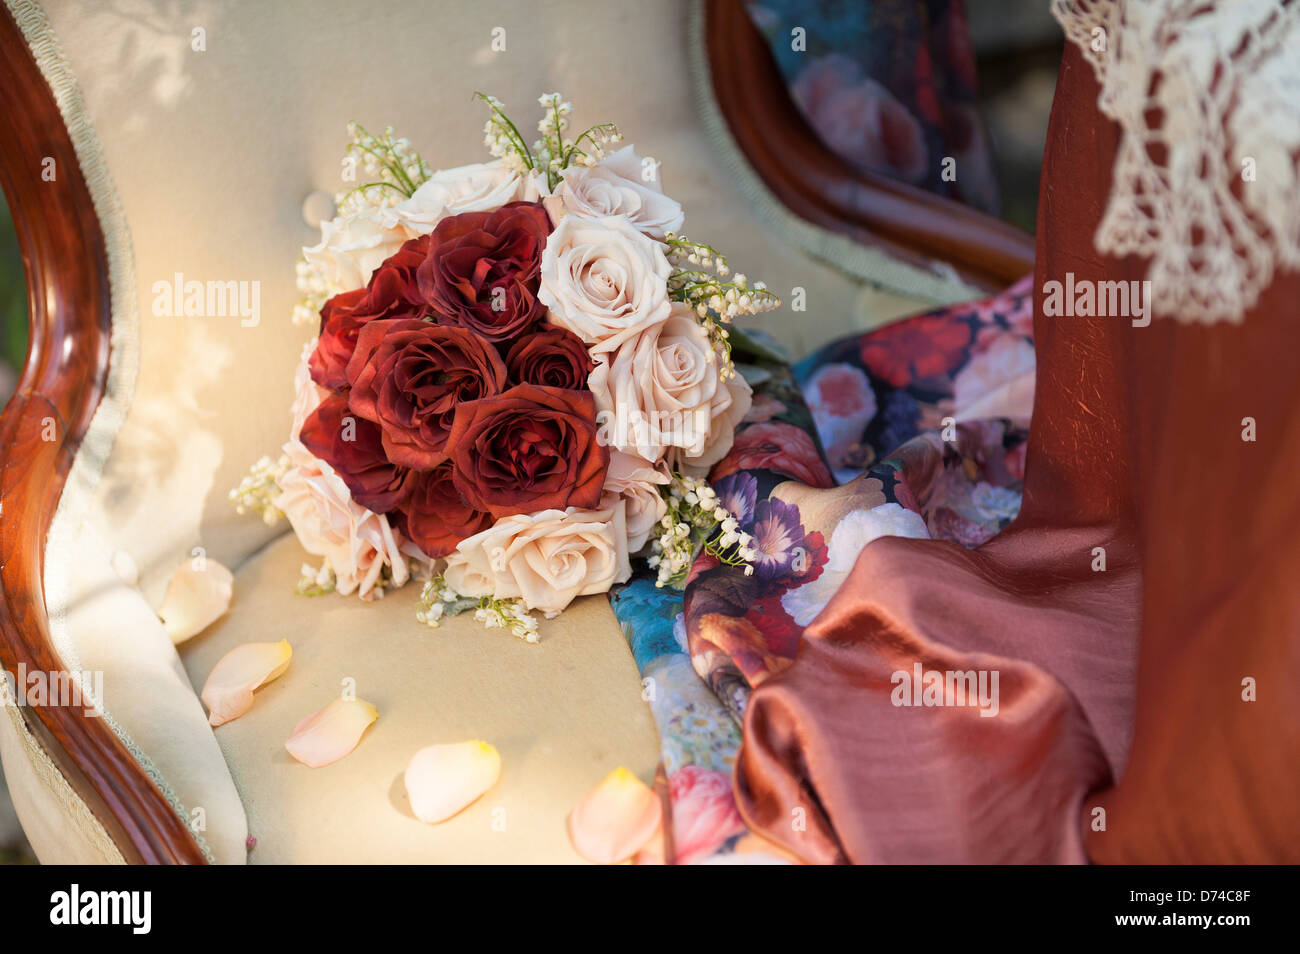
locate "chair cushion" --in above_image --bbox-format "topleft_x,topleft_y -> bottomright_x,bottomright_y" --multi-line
179,534 -> 659,863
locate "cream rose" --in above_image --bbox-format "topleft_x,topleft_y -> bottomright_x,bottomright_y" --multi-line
443,502 -> 632,616
303,206 -> 409,294
589,304 -> 729,462
539,214 -> 671,354
602,451 -> 669,553
275,441 -> 411,600
555,146 -> 685,239
387,160 -> 523,233
669,363 -> 753,478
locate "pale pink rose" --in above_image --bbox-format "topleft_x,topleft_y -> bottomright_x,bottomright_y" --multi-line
275,440 -> 411,600
590,305 -> 726,463
386,160 -> 523,234
279,347 -> 419,599
668,766 -> 747,865
555,146 -> 685,240
443,502 -> 632,616
601,451 -> 670,553
303,206 -> 409,294
539,215 -> 671,354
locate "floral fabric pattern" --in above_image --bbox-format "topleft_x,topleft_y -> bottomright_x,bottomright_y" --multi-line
610,276 -> 1035,862
746,0 -> 1001,213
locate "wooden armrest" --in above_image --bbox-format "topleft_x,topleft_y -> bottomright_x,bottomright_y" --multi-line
0,4 -> 205,864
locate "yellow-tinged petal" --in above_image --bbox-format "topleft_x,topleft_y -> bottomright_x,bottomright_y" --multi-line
201,639 -> 291,727
285,698 -> 378,768
159,560 -> 234,644
568,766 -> 662,865
404,740 -> 501,823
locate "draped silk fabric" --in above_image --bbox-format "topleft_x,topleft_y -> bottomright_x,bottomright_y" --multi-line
730,43 -> 1300,863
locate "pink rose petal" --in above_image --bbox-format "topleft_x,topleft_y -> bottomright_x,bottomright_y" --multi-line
404,741 -> 501,823
201,639 -> 292,727
568,767 -> 663,865
284,698 -> 378,768
159,560 -> 234,644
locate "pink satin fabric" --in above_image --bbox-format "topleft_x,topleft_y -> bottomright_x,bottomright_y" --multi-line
734,41 -> 1300,863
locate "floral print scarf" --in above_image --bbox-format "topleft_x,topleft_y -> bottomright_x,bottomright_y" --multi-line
610,275 -> 1034,863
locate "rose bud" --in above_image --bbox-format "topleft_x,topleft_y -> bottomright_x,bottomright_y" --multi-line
446,383 -> 608,519
346,319 -> 507,469
416,201 -> 551,342
298,392 -> 414,513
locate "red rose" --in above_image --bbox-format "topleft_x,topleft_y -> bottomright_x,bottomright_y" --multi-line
446,383 -> 608,519
710,421 -> 835,489
505,326 -> 593,390
346,318 -> 507,469
416,202 -> 550,342
309,235 -> 429,390
299,392 -> 414,513
396,462 -> 491,559
858,311 -> 972,388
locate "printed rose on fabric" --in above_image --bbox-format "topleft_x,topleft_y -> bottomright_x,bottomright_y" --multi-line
791,53 -> 929,184
309,235 -> 430,390
298,392 -> 414,514
668,765 -> 747,865
443,502 -> 632,616
552,146 -> 685,240
447,383 -> 608,519
505,325 -> 593,390
346,319 -> 507,468
416,201 -> 551,342
859,310 -> 973,388
952,335 -> 1036,424
803,361 -> 878,477
710,421 -> 834,489
396,461 -> 492,559
539,214 -> 672,354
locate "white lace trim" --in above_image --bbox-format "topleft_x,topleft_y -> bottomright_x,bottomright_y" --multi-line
1051,0 -> 1300,324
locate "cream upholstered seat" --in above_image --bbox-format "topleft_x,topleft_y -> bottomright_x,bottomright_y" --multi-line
5,0 -> 973,863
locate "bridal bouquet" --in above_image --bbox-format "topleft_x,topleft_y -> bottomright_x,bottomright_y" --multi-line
231,94 -> 779,640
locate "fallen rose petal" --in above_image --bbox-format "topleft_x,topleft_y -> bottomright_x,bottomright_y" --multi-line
159,560 -> 234,643
201,639 -> 292,727
568,766 -> 662,864
285,698 -> 378,768
404,740 -> 501,823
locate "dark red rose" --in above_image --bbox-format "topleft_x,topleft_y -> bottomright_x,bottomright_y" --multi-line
858,311 -> 971,388
446,383 -> 608,519
309,288 -> 366,390
346,318 -> 507,469
299,392 -> 414,513
395,462 -> 491,559
505,326 -> 594,390
308,235 -> 430,390
416,201 -> 550,342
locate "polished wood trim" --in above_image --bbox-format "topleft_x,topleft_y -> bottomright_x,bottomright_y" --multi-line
705,0 -> 1035,292
0,5 -> 207,864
